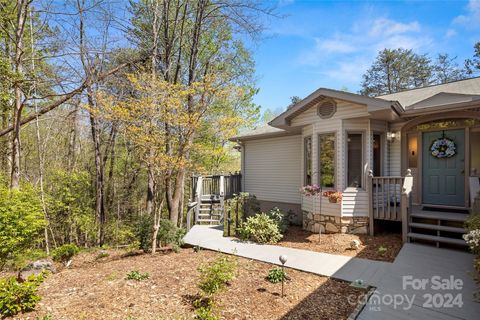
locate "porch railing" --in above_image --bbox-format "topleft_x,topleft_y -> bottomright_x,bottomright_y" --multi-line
367,170 -> 411,236
401,170 -> 414,242
191,172 -> 241,200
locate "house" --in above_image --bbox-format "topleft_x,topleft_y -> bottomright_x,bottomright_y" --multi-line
230,77 -> 480,246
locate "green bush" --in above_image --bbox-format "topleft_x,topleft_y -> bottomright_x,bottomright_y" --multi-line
157,220 -> 186,251
135,214 -> 153,252
198,256 -> 236,296
266,267 -> 288,284
195,256 -> 236,320
237,213 -> 282,244
0,185 -> 46,270
266,207 -> 289,233
0,273 -> 45,317
135,216 -> 185,252
51,244 -> 79,264
126,270 -> 149,281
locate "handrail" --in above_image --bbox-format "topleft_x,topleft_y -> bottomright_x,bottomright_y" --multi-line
401,169 -> 413,243
194,177 -> 203,224
186,201 -> 198,231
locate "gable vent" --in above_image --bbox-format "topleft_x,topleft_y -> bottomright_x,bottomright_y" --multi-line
317,99 -> 337,119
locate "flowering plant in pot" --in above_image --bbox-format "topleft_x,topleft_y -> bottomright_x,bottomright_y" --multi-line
300,184 -> 321,196
322,191 -> 342,203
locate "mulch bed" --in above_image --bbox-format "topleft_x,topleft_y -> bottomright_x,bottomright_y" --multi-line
278,226 -> 403,262
8,248 -> 366,320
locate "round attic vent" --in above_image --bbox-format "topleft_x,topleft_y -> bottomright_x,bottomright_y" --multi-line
317,99 -> 337,119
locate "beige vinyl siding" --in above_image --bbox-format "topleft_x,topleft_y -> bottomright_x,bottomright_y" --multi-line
341,188 -> 369,216
302,194 -> 341,216
292,100 -> 370,217
244,135 -> 302,204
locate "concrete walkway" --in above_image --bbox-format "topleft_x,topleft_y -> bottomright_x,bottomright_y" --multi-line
184,225 -> 480,319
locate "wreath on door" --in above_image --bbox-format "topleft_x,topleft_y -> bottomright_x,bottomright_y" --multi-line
430,132 -> 456,158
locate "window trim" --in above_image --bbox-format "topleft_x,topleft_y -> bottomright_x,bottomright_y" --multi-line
345,131 -> 365,189
304,135 -> 313,185
317,132 -> 336,189
372,132 -> 385,177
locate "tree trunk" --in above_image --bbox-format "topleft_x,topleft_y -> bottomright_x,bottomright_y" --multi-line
88,94 -> 106,246
10,0 -> 29,189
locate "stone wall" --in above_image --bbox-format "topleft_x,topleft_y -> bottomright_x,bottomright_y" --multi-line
302,211 -> 369,234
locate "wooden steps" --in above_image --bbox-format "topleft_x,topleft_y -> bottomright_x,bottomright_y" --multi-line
409,222 -> 465,233
407,232 -> 467,246
407,206 -> 468,248
195,197 -> 224,225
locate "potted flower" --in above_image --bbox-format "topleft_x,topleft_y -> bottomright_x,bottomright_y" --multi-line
322,191 -> 342,203
300,184 -> 321,196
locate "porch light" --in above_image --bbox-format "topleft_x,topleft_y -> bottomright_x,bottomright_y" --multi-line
387,131 -> 400,142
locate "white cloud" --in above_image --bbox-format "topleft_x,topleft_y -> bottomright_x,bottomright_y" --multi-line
369,18 -> 420,37
316,38 -> 356,53
278,0 -> 295,7
454,0 -> 480,28
445,28 -> 457,38
294,16 -> 433,88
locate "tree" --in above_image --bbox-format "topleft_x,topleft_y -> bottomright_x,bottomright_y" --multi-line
0,183 -> 46,269
127,0 -> 269,226
465,42 -> 480,75
361,48 -> 433,96
433,53 -> 467,84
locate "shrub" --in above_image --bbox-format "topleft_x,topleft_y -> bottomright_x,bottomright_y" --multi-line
52,244 -> 79,264
135,214 -> 153,252
266,207 -> 289,233
157,220 -> 186,252
0,185 -> 46,270
266,267 -> 288,284
0,273 -> 45,317
198,256 -> 236,296
195,256 -> 237,320
126,270 -> 149,281
237,213 -> 282,244
135,216 -> 185,252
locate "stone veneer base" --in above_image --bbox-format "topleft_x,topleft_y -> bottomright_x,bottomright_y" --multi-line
302,210 -> 369,234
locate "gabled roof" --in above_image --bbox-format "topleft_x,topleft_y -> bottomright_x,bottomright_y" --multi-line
377,77 -> 480,108
229,124 -> 294,141
406,92 -> 480,111
231,77 -> 480,141
268,88 -> 400,128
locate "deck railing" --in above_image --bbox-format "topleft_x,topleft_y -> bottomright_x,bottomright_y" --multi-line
191,172 -> 241,200
367,170 -> 409,236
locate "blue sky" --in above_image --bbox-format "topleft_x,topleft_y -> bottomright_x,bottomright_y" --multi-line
252,0 -> 480,115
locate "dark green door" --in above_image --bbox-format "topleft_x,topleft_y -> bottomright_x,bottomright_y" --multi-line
422,129 -> 465,207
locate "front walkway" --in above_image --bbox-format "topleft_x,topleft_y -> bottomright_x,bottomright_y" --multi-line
184,225 -> 479,319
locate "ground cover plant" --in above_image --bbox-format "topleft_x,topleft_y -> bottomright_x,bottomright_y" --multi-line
266,267 -> 288,284
0,273 -> 45,318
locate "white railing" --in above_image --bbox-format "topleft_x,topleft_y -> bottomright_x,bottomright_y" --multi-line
401,169 -> 413,243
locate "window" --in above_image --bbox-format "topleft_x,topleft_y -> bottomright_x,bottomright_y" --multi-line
373,134 -> 382,176
408,133 -> 418,168
347,133 -> 363,188
318,133 -> 335,188
304,136 -> 312,185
